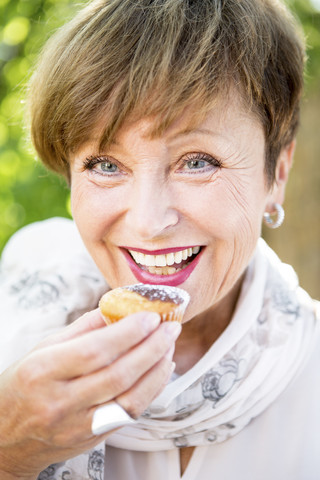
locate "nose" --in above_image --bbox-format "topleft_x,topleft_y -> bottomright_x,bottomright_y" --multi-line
125,178 -> 179,240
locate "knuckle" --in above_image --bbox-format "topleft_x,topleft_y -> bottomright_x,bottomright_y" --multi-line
78,344 -> 98,363
39,403 -> 56,427
38,399 -> 64,428
118,396 -> 144,419
15,356 -> 45,389
106,365 -> 130,394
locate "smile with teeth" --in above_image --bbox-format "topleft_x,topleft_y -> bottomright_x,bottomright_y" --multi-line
128,246 -> 201,275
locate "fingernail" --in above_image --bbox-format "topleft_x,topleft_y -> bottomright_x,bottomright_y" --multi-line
164,322 -> 182,340
141,312 -> 161,333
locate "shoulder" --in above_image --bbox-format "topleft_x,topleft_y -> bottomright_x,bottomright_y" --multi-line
0,218 -> 108,368
0,217 -> 108,315
1,217 -> 83,269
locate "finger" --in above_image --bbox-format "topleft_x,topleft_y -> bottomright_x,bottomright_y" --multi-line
37,312 -> 162,379
84,356 -> 175,438
56,308 -> 107,339
116,355 -> 176,418
69,322 -> 180,407
37,309 -> 107,349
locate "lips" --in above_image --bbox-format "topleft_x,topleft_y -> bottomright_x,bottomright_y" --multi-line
120,245 -> 203,286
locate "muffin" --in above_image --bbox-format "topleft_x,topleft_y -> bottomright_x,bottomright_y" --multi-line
99,283 -> 190,325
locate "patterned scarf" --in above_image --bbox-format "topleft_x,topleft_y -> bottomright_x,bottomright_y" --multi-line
37,239 -> 317,479
0,221 -> 316,479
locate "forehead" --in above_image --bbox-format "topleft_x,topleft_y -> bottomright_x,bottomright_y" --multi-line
84,87 -> 263,151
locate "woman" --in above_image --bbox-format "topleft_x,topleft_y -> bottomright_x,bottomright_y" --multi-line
0,0 -> 319,479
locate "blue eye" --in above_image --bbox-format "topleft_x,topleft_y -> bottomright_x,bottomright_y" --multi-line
180,153 -> 221,174
100,161 -> 118,173
186,159 -> 208,170
83,156 -> 120,176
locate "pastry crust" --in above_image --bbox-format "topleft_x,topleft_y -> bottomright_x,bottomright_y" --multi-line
99,284 -> 190,324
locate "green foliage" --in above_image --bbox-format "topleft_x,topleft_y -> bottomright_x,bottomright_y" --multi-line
289,0 -> 320,90
0,0 -> 85,251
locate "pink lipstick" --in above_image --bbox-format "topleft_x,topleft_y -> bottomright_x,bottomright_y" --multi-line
121,247 -> 204,286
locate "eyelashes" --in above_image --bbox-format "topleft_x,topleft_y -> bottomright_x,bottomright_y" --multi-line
182,152 -> 222,170
82,152 -> 222,178
83,155 -> 121,176
83,155 -> 113,170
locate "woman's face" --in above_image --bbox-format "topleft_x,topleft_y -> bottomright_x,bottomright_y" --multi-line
70,92 -> 274,321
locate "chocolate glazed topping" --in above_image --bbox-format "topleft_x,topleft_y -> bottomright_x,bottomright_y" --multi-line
126,284 -> 185,304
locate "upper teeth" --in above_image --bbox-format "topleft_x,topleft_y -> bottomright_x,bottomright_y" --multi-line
129,246 -> 200,267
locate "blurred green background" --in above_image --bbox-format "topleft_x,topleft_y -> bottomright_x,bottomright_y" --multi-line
0,0 -> 319,298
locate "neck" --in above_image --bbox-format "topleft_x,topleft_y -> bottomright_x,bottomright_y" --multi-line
173,275 -> 244,375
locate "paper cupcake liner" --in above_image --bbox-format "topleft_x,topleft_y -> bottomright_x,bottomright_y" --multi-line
101,314 -> 117,326
100,284 -> 190,325
159,300 -> 189,323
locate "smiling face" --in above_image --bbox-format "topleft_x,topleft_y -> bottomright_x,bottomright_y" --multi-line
70,92 -> 278,323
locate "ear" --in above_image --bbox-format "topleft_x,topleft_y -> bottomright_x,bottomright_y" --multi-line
266,140 -> 295,210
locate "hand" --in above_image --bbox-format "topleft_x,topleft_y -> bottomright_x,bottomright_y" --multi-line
0,309 -> 181,479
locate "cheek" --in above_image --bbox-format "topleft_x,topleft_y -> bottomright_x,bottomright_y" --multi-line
70,181 -> 121,241
183,178 -> 265,244
212,173 -> 266,235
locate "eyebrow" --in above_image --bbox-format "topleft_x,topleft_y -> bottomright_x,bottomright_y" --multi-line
168,128 -> 219,140
87,127 -> 223,150
167,127 -> 232,147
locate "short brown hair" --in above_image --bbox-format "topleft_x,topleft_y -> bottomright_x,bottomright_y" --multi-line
29,0 -> 306,185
